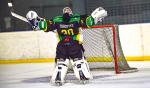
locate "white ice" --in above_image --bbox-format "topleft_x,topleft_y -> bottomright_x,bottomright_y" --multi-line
0,61 -> 150,88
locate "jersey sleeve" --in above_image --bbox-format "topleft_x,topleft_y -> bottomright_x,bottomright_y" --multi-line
80,15 -> 95,28
38,19 -> 55,32
38,16 -> 63,32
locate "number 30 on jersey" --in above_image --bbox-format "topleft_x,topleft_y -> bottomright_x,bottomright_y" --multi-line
61,29 -> 74,35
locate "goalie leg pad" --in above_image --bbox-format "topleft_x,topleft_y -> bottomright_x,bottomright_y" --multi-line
51,58 -> 69,84
71,57 -> 92,80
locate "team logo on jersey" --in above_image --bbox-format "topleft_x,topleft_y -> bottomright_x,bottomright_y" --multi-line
60,24 -> 74,28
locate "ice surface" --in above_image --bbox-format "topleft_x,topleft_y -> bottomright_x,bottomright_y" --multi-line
0,62 -> 150,88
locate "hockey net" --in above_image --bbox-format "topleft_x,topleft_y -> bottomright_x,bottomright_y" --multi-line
81,24 -> 137,74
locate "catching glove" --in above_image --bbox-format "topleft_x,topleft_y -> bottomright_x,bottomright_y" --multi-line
91,7 -> 107,24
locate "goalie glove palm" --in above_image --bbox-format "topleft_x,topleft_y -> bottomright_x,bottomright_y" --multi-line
91,7 -> 107,24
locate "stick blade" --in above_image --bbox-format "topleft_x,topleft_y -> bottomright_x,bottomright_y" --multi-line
11,12 -> 28,22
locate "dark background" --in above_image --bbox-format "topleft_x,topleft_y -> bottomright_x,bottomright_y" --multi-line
0,0 -> 150,32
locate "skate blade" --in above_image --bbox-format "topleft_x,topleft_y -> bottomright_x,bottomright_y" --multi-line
80,80 -> 89,84
55,81 -> 63,86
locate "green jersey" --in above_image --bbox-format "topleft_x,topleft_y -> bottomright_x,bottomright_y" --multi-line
38,13 -> 95,43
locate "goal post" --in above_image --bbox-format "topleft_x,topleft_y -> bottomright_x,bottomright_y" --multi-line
81,24 -> 137,74
92,25 -> 119,74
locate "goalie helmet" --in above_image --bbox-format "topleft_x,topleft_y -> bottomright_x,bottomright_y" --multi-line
63,7 -> 73,15
62,7 -> 73,22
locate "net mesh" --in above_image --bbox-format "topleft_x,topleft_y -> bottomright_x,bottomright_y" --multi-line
81,25 -> 132,72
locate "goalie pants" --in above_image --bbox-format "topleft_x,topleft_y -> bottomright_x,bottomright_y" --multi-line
55,41 -> 84,60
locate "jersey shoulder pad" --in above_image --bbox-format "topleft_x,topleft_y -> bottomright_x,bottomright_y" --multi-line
72,13 -> 80,17
70,13 -> 80,22
52,16 -> 63,23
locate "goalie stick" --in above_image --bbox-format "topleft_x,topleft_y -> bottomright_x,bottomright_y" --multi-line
10,11 -> 28,22
8,1 -> 28,23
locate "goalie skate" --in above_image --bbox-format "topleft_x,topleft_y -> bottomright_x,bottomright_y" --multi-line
50,70 -> 63,86
54,71 -> 64,86
79,70 -> 89,84
55,80 -> 63,86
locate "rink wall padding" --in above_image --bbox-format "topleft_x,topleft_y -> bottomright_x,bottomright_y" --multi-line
0,31 -> 57,60
0,23 -> 150,64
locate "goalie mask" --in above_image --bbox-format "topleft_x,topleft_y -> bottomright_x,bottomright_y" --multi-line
63,7 -> 72,15
63,7 -> 72,23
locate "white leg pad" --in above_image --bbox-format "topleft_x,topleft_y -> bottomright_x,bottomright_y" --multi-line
71,58 -> 92,80
51,59 -> 69,83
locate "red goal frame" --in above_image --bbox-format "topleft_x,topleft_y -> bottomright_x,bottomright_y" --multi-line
91,24 -> 119,74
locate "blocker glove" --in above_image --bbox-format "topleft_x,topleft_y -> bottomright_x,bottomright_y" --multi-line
26,10 -> 40,30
